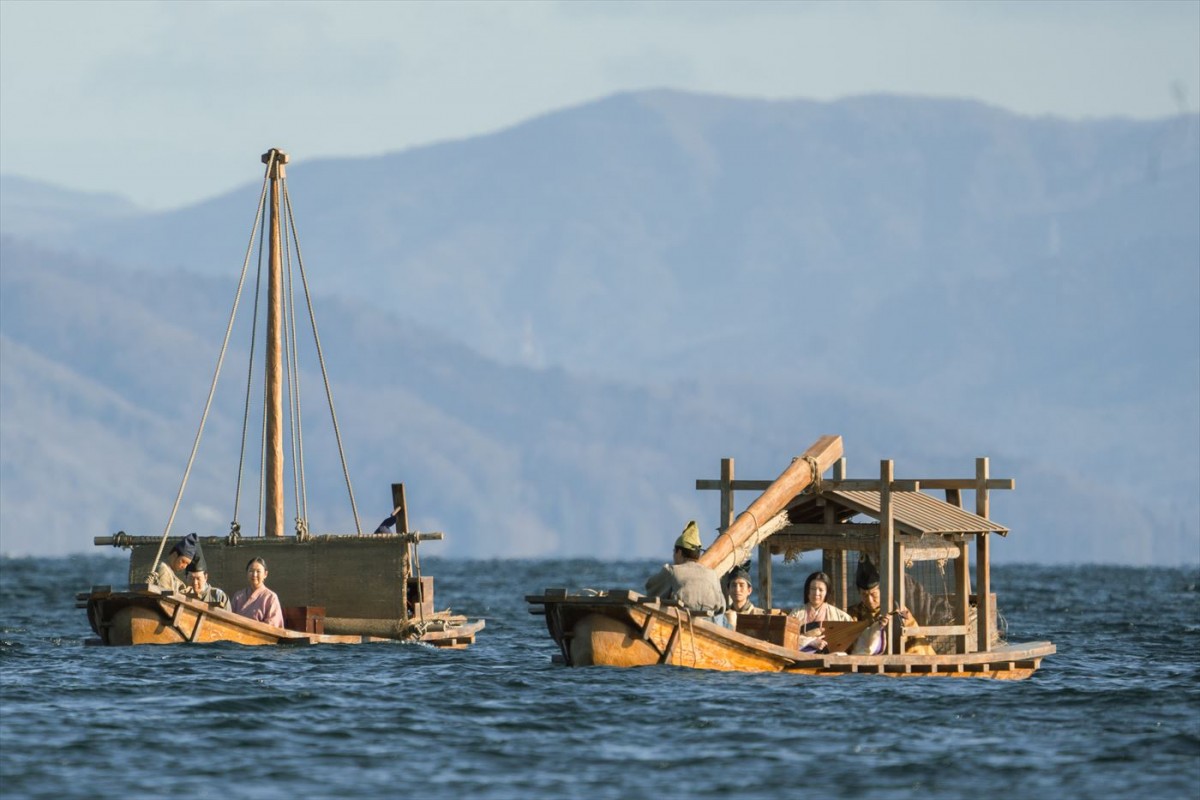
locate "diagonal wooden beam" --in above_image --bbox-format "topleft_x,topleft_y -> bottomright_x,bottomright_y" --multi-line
698,435 -> 843,575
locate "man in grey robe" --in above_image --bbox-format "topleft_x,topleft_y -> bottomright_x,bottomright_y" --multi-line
644,520 -> 727,616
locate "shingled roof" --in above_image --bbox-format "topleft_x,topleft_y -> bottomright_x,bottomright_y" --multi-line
788,489 -> 1008,536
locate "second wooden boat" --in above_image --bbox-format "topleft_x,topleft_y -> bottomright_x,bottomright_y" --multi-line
528,436 -> 1055,679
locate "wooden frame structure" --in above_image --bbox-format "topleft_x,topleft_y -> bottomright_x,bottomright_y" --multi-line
528,436 -> 1053,677
697,455 -> 1011,655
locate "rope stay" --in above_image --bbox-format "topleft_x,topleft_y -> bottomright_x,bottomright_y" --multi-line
155,149 -> 365,563
232,206 -> 268,537
151,170 -> 271,573
280,208 -> 306,538
283,184 -> 363,535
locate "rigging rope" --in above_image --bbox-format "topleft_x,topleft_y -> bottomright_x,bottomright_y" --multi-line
232,205 -> 268,534
283,193 -> 310,532
150,169 -> 271,573
281,210 -> 305,536
283,184 -> 363,534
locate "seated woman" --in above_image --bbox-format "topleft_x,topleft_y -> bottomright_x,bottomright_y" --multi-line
230,557 -> 285,627
184,556 -> 230,610
148,533 -> 198,593
788,570 -> 852,652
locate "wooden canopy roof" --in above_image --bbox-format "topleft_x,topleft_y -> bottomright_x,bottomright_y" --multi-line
787,489 -> 1008,536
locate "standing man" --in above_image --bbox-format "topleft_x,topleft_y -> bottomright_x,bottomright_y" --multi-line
644,521 -> 727,616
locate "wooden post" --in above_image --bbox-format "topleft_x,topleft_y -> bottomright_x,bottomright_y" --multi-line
719,458 -> 734,534
956,539 -> 970,653
262,148 -> 289,538
822,500 -> 847,608
830,455 -> 849,606
975,457 -> 993,653
758,541 -> 773,611
391,483 -> 410,533
879,459 -> 895,655
392,482 -> 410,627
896,540 -> 907,654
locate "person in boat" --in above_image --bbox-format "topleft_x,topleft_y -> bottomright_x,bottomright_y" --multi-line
148,533 -> 198,593
230,557 -> 285,627
845,558 -> 934,656
644,520 -> 727,618
375,513 -> 398,533
788,571 -> 852,652
726,566 -> 761,615
183,554 -> 230,610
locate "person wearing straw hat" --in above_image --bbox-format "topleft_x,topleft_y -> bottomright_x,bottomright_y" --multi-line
644,521 -> 727,616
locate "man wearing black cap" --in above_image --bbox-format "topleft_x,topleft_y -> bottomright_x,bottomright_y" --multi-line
184,553 -> 230,609
847,557 -> 931,655
644,521 -> 727,616
847,558 -> 917,626
149,533 -> 198,594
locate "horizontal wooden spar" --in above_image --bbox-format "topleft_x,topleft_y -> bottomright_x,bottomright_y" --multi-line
914,625 -> 971,637
699,477 -> 1013,492
697,478 -> 920,492
911,478 -> 1014,491
95,531 -> 443,547
770,530 -> 963,560
780,523 -> 970,542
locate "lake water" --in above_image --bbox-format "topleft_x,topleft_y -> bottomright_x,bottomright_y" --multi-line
1,556 -> 1197,799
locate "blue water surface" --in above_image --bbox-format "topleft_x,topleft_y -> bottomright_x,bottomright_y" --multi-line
1,556 -> 1198,799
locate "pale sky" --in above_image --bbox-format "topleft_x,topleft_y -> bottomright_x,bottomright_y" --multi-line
2,0 -> 1196,210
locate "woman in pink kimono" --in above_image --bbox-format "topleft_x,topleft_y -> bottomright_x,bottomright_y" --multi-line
230,557 -> 285,628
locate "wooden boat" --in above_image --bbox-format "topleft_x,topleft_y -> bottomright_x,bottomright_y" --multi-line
81,149 -> 483,649
527,435 -> 1054,678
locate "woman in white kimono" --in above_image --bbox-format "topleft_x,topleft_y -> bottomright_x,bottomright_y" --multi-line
789,571 -> 852,652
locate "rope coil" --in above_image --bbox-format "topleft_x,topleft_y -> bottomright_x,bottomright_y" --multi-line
803,455 -> 823,494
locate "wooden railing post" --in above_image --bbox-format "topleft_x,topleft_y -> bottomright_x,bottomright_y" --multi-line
880,459 -> 896,655
956,539 -> 970,653
823,458 -> 849,607
719,458 -> 735,534
975,457 -> 993,653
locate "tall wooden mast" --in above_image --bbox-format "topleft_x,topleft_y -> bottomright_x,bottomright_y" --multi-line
262,148 -> 289,537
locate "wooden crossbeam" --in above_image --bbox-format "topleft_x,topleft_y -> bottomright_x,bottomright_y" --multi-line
696,477 -> 1011,492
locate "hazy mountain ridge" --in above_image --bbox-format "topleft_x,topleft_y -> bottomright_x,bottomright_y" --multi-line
0,238 -> 797,559
0,174 -> 142,240
0,237 -> 1191,563
1,90 -> 1196,564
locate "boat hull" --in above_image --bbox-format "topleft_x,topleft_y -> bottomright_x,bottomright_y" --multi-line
84,587 -> 483,647
528,590 -> 1053,680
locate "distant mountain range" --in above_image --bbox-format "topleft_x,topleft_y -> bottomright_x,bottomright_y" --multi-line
2,90 -> 1197,565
